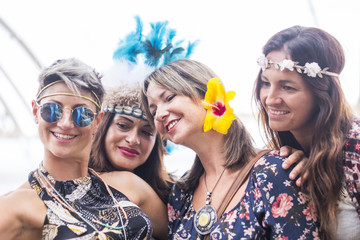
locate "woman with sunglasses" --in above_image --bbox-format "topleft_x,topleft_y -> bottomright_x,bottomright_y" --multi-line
254,26 -> 360,239
0,58 -> 167,240
141,59 -> 319,239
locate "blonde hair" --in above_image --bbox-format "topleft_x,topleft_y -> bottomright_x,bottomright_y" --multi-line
142,59 -> 255,189
37,58 -> 104,111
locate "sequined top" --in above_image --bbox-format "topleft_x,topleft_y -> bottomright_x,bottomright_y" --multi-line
28,167 -> 152,240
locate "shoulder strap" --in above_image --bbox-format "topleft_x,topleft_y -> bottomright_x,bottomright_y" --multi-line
216,149 -> 271,218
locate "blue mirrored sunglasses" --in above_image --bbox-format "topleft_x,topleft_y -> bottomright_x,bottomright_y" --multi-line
39,102 -> 96,127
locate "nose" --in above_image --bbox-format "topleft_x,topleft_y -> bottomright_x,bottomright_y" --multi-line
57,108 -> 75,129
154,105 -> 168,122
126,129 -> 140,145
264,87 -> 282,106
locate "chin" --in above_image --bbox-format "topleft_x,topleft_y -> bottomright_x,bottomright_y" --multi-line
269,123 -> 287,132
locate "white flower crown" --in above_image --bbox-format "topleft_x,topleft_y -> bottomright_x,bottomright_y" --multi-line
257,54 -> 340,78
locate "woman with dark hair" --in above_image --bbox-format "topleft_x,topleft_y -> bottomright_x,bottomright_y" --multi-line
254,25 -> 360,239
90,84 -> 172,203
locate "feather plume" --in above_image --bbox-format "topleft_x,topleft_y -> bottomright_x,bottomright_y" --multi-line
103,16 -> 199,155
113,16 -> 144,63
111,15 -> 197,72
103,15 -> 198,101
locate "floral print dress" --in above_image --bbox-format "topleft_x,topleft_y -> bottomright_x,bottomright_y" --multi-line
168,150 -> 319,239
343,118 -> 360,218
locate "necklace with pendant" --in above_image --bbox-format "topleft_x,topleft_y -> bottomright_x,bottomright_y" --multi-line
36,164 -> 128,239
194,168 -> 226,235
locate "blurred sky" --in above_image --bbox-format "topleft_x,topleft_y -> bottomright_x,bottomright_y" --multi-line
0,0 -> 359,194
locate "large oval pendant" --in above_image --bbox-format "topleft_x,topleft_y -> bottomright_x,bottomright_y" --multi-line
194,204 -> 217,235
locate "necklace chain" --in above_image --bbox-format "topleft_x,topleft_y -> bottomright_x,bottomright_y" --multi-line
36,165 -> 128,239
193,168 -> 226,235
204,168 -> 226,205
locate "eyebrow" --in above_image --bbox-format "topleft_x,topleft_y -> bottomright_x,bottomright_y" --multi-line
261,75 -> 297,84
118,115 -> 152,128
118,115 -> 134,123
149,90 -> 167,108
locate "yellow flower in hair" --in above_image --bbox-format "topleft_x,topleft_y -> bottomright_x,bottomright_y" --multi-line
202,77 -> 236,134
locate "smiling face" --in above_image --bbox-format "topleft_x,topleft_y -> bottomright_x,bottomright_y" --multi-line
32,82 -> 101,161
259,51 -> 318,141
146,81 -> 206,147
104,113 -> 156,171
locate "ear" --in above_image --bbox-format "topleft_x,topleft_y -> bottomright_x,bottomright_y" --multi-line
95,111 -> 104,125
92,111 -> 104,133
31,100 -> 39,124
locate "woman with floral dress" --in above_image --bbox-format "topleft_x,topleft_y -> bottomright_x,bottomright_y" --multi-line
254,25 -> 360,239
141,59 -> 319,239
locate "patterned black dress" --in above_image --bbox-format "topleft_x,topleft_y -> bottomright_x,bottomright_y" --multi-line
29,167 -> 152,240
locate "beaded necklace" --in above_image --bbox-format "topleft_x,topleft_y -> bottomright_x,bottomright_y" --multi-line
36,165 -> 128,239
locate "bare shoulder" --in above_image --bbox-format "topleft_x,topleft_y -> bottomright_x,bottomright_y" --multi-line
1,181 -> 45,218
98,171 -> 155,205
100,171 -> 147,188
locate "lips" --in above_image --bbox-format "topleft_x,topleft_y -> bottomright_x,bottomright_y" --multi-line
52,132 -> 76,142
119,146 -> 139,157
267,108 -> 290,116
166,119 -> 179,132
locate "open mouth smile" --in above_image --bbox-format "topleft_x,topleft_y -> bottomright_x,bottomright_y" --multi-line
166,119 -> 179,132
52,132 -> 76,141
268,108 -> 290,115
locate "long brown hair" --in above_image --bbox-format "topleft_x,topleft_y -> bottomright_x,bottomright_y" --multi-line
142,59 -> 256,190
90,112 -> 172,203
253,26 -> 353,239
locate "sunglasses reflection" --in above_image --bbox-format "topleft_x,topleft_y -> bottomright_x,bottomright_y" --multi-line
38,102 -> 95,127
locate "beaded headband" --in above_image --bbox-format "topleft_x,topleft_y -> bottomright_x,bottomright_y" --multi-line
257,54 -> 340,78
101,16 -> 197,123
103,104 -> 147,120
36,80 -> 101,109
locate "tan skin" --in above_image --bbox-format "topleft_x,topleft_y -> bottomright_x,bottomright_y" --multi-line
147,82 -> 258,215
147,81 -> 304,216
0,83 -> 167,240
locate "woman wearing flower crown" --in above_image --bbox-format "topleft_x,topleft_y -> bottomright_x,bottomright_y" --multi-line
141,58 -> 319,239
254,25 -> 360,239
0,58 -> 167,240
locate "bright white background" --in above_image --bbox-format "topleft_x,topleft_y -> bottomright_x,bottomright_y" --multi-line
0,0 -> 359,194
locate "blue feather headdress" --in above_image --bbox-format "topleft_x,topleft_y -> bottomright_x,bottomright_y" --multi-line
103,16 -> 197,88
112,16 -> 197,68
102,16 -> 198,155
